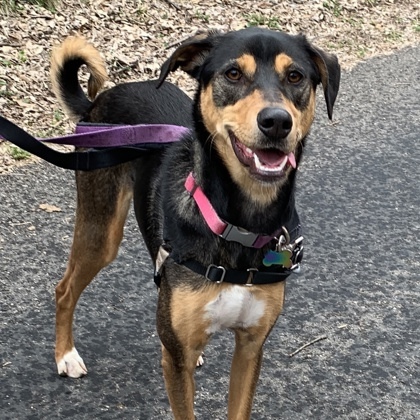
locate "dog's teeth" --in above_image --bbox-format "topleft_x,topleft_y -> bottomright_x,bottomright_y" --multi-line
253,153 -> 288,172
253,153 -> 263,170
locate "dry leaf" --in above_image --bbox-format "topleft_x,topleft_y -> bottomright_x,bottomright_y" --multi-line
39,203 -> 62,213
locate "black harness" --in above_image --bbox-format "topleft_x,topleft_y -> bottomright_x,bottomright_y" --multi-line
154,223 -> 303,288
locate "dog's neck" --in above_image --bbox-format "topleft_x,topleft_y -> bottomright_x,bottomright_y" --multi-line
191,116 -> 303,236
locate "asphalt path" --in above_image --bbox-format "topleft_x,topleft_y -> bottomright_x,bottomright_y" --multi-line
1,45 -> 419,419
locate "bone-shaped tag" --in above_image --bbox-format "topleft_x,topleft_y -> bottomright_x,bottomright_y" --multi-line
262,249 -> 293,268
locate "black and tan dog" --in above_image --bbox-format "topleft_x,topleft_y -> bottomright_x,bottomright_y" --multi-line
51,28 -> 340,419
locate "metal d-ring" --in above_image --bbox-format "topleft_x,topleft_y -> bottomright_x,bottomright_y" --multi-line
276,226 -> 291,252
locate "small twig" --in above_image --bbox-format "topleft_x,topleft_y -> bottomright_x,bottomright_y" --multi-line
9,221 -> 31,226
162,0 -> 182,12
329,119 -> 341,126
166,37 -> 186,50
289,335 -> 327,357
166,31 -> 208,50
31,14 -> 54,19
0,43 -> 23,47
2,361 -> 12,368
111,59 -> 140,75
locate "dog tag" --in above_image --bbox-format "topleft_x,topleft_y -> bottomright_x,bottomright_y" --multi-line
263,249 -> 293,268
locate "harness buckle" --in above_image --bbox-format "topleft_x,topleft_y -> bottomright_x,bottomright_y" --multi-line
220,223 -> 259,247
246,268 -> 259,286
205,264 -> 226,283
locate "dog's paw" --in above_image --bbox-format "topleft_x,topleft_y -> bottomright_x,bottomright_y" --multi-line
57,347 -> 87,378
196,353 -> 204,368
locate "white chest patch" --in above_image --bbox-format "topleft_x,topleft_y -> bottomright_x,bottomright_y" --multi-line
204,286 -> 266,334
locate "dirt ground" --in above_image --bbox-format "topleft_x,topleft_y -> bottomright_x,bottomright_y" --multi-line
0,0 -> 419,172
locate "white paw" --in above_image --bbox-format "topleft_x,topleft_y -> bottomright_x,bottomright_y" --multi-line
57,347 -> 87,378
196,353 -> 204,367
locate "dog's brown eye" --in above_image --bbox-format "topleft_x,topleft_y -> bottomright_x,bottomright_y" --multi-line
225,68 -> 242,82
287,71 -> 303,84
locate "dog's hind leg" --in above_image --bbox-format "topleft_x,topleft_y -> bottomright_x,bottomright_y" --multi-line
55,165 -> 133,378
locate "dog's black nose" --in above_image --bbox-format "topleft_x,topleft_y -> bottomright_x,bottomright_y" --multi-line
257,107 -> 292,139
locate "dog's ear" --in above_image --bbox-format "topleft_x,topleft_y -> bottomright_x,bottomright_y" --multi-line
307,44 -> 341,120
157,30 -> 221,87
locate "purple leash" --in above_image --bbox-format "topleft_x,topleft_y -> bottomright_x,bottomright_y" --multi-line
0,116 -> 190,171
41,123 -> 190,147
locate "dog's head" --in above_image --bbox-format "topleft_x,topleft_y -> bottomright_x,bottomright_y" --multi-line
158,28 -> 340,204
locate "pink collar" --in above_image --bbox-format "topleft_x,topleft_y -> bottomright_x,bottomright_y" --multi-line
184,172 -> 278,248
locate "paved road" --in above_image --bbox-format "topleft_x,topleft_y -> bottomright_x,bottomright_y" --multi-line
1,45 -> 419,419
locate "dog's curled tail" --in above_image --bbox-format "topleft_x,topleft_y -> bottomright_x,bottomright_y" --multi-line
51,36 -> 107,121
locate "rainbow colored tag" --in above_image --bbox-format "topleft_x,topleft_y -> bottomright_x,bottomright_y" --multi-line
263,249 -> 293,268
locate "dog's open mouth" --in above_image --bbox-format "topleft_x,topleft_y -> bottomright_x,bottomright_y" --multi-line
230,131 -> 296,179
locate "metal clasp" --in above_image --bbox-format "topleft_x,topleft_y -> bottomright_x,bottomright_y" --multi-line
220,223 -> 259,247
276,226 -> 291,252
246,268 -> 259,286
205,264 -> 226,283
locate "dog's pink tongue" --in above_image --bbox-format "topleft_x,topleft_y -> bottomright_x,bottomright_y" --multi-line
256,149 -> 286,167
256,149 -> 296,169
287,152 -> 296,169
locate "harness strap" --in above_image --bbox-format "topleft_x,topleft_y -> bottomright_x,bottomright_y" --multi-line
154,226 -> 303,287
180,259 -> 293,285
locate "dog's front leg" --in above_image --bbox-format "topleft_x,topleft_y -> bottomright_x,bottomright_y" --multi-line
227,327 -> 266,420
160,343 -> 200,420
228,283 -> 286,420
157,276 -> 212,419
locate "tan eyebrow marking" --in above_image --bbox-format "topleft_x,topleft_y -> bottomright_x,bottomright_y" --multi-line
236,54 -> 257,77
275,53 -> 293,74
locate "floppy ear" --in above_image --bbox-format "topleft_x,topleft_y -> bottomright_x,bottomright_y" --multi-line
157,31 -> 221,88
308,45 -> 341,120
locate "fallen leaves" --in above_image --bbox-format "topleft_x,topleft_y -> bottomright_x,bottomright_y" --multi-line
0,0 -> 419,174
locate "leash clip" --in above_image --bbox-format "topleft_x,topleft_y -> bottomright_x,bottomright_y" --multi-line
272,227 -> 304,272
276,226 -> 291,252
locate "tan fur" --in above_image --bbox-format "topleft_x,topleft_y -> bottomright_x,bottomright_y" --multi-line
274,53 -> 293,74
50,36 -> 107,121
165,282 -> 285,419
161,284 -> 218,419
284,92 -> 316,143
55,172 -> 132,368
236,54 -> 257,78
200,86 -> 295,206
227,282 -> 285,419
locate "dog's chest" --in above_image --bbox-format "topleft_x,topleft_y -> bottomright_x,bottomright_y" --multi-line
203,286 -> 265,334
